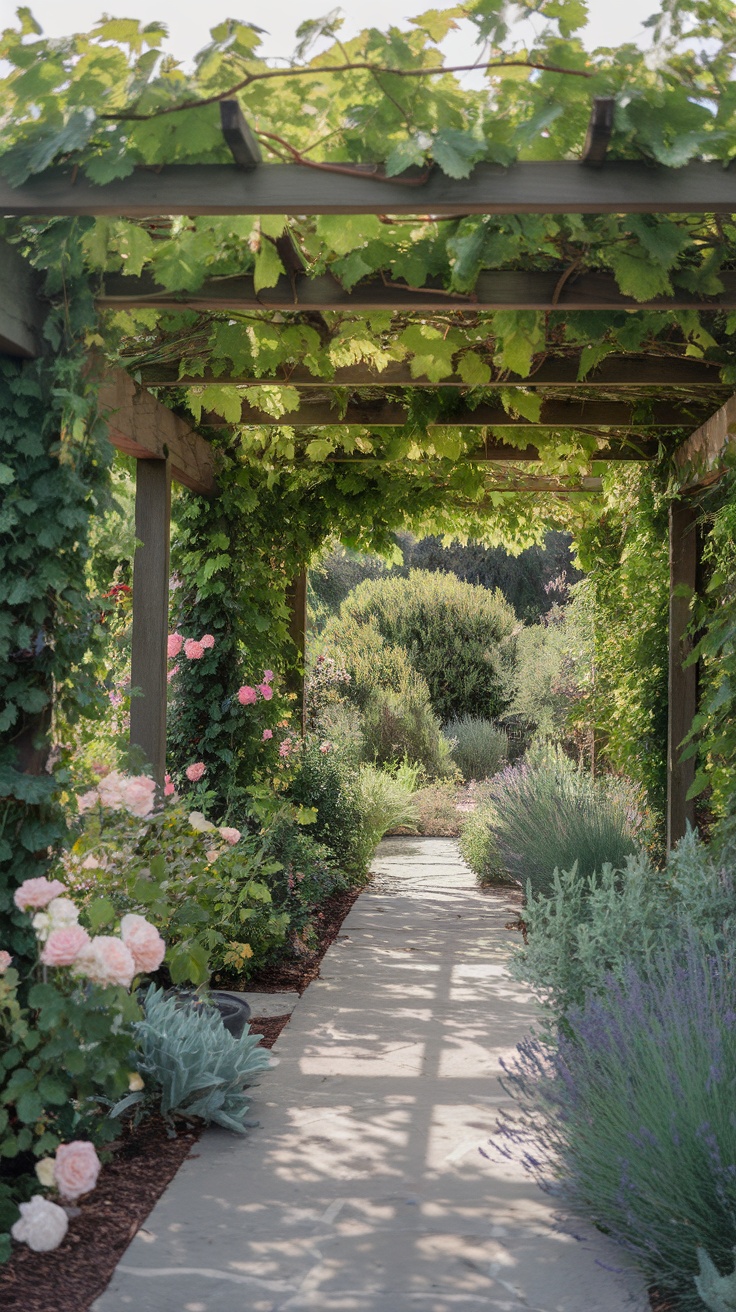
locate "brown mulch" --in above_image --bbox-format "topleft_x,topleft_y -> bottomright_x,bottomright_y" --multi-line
0,882 -> 366,1312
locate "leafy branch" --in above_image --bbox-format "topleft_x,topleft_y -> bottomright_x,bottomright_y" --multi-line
98,58 -> 593,122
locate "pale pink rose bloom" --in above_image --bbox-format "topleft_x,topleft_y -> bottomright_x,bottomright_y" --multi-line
74,937 -> 136,989
47,897 -> 79,928
186,762 -> 205,782
262,669 -> 274,683
200,634 -> 215,649
167,633 -> 183,658
238,685 -> 257,706
77,788 -> 99,814
164,773 -> 176,797
14,877 -> 66,912
41,925 -> 90,968
122,775 -> 156,818
184,638 -> 204,660
97,771 -> 128,809
278,740 -> 291,758
206,847 -> 219,864
54,1141 -> 101,1202
219,826 -> 241,845
120,914 -> 166,973
262,729 -> 273,741
0,951 -> 12,974
257,683 -> 274,701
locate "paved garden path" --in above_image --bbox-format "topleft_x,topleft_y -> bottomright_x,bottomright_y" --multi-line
94,837 -> 647,1312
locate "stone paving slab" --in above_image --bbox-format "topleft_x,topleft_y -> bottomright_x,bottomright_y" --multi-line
93,837 -> 647,1312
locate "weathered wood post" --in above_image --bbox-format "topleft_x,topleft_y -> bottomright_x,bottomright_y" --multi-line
286,569 -> 308,735
130,457 -> 171,788
667,498 -> 699,850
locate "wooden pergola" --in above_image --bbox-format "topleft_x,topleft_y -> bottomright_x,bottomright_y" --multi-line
3,99 -> 734,848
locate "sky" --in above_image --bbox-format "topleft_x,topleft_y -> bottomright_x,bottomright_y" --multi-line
0,0 -> 654,67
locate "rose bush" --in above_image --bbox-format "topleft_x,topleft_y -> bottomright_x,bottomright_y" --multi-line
0,882 -> 163,1260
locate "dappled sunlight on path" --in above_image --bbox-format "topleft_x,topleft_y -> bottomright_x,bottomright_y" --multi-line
93,837 -> 647,1312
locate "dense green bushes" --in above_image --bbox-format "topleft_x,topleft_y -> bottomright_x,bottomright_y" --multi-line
334,570 -> 517,721
445,715 -> 507,781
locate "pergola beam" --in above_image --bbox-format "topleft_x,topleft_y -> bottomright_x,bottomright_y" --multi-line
203,397 -> 700,429
326,443 -> 655,463
673,393 -> 736,492
0,241 -> 45,357
4,159 -> 736,216
98,370 -> 217,495
98,268 -> 736,315
137,356 -> 724,390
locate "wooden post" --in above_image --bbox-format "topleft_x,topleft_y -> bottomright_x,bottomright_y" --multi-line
286,569 -> 308,734
130,458 -> 171,788
667,499 -> 699,850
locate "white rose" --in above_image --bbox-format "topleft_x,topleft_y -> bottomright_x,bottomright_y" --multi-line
47,897 -> 79,929
32,912 -> 51,942
11,1195 -> 68,1251
189,811 -> 216,834
35,1157 -> 57,1188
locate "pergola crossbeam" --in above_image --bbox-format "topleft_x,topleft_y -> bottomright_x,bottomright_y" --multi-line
674,393 -> 736,492
4,159 -> 736,216
137,356 -> 724,390
97,268 -> 736,314
201,397 -> 701,429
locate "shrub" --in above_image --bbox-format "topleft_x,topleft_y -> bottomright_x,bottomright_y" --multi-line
499,935 -> 736,1312
319,614 -> 429,710
287,738 -> 371,877
335,569 -> 518,721
463,743 -> 646,897
412,783 -> 463,836
117,985 -> 271,1134
0,882 -> 157,1257
513,827 -> 735,1020
362,685 -> 455,779
63,780 -> 289,984
261,814 -> 350,946
356,765 -> 418,845
504,582 -> 594,757
459,806 -> 507,884
445,714 -> 507,780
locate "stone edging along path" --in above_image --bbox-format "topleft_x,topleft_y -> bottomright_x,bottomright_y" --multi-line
93,836 -> 648,1312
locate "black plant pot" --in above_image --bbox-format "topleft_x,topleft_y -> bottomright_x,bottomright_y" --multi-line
165,989 -> 252,1039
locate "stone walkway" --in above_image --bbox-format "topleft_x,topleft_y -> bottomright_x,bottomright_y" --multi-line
94,837 -> 647,1312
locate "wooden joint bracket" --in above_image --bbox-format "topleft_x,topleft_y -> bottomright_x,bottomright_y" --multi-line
219,100 -> 262,170
581,97 -> 615,167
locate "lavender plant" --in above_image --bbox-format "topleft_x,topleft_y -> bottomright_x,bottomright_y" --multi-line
463,742 -> 646,895
499,935 -> 736,1311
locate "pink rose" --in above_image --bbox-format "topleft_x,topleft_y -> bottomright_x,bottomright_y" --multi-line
168,664 -> 180,681
206,848 -> 219,864
120,914 -> 166,974
167,633 -> 183,658
77,789 -> 99,814
238,685 -> 257,706
262,729 -> 273,741
14,878 -> 66,912
40,925 -> 90,968
73,937 -> 136,989
54,1141 -> 101,1202
164,773 -> 175,797
219,826 -> 241,845
200,634 -> 215,649
184,639 -> 204,660
97,771 -> 128,809
186,761 -> 206,782
0,951 -> 12,974
278,740 -> 291,758
122,775 -> 156,818
262,669 -> 274,683
257,683 -> 274,701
